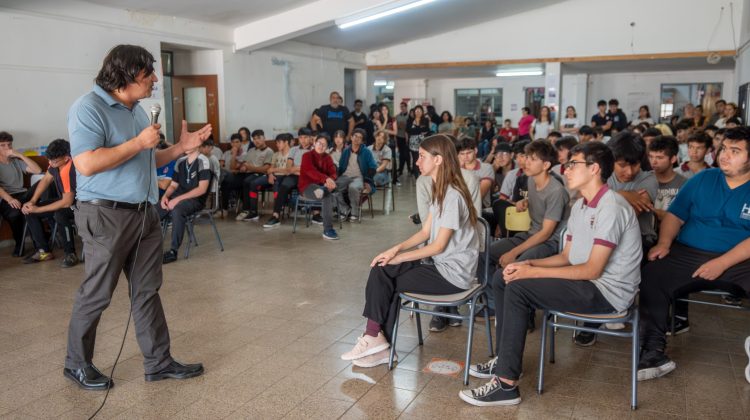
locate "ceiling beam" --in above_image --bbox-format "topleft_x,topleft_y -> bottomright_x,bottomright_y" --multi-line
233,0 -> 404,52
366,50 -> 738,70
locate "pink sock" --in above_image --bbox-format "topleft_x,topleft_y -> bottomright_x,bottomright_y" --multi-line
365,319 -> 381,337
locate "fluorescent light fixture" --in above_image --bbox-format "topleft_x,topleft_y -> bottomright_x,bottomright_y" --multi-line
495,70 -> 544,77
337,0 -> 436,30
373,80 -> 388,86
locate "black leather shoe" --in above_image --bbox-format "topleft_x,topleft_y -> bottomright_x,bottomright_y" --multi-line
145,360 -> 204,382
63,365 -> 114,390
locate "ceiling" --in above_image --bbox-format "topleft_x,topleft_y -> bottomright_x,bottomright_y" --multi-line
80,0 -> 315,26
295,0 -> 563,52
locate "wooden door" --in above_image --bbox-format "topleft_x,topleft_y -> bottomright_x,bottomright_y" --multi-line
171,75 -> 219,144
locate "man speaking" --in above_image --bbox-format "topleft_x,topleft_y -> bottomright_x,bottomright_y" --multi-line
64,45 -> 211,390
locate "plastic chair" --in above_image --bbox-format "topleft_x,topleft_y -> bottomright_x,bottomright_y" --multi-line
537,306 -> 640,410
388,218 -> 494,385
183,175 -> 224,258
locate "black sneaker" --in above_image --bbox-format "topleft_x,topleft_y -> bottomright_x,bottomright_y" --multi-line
459,377 -> 521,406
666,316 -> 690,336
637,350 -> 677,381
263,216 -> 280,228
242,212 -> 259,222
61,253 -> 79,268
163,249 -> 178,264
574,331 -> 597,347
311,214 -> 324,225
469,357 -> 497,379
429,315 -> 448,332
409,213 -> 421,225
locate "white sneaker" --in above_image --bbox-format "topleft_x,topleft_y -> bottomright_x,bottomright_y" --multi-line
235,211 -> 249,221
314,188 -> 324,199
351,349 -> 396,368
744,336 -> 750,384
340,332 -> 390,361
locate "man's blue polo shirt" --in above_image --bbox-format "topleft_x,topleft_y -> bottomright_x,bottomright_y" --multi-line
668,168 -> 750,253
68,85 -> 158,204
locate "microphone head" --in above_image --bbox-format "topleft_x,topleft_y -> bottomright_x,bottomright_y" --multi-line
150,104 -> 162,124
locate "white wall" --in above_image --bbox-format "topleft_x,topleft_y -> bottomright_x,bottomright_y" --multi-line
735,0 -> 750,87
367,0 -> 743,66
586,69 -> 736,122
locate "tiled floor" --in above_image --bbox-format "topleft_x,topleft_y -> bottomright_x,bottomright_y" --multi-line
1,181 -> 749,419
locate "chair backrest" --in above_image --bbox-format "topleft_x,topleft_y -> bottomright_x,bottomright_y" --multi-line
505,207 -> 531,232
477,217 -> 491,287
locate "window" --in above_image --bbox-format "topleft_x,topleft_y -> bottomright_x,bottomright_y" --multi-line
659,83 -> 722,122
454,88 -> 502,123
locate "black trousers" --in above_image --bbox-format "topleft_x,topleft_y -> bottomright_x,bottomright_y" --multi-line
362,261 -> 464,342
66,202 -> 173,374
409,150 -> 420,176
273,175 -> 298,214
158,198 -> 204,251
493,275 -> 614,380
220,172 -> 249,210
640,242 -> 750,353
396,137 -> 410,176
0,189 -> 34,252
26,204 -> 76,254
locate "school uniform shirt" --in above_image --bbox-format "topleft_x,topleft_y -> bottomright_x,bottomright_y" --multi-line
469,159 -> 495,208
240,147 -> 273,173
368,144 -> 392,171
270,150 -> 290,171
677,162 -> 709,180
527,175 -> 569,238
288,145 -> 311,168
590,113 -> 611,131
668,168 -> 750,254
172,154 -> 212,201
428,186 -> 480,290
0,157 -> 28,195
566,185 -> 642,312
221,150 -> 234,171
607,109 -> 628,134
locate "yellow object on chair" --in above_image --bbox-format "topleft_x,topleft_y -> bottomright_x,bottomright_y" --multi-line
505,208 -> 531,232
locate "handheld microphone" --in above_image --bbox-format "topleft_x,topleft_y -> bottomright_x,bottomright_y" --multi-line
150,104 -> 161,125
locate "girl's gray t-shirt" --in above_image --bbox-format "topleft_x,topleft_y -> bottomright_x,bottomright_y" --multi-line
428,186 -> 480,289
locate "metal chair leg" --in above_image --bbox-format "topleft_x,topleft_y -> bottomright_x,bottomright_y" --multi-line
549,314 -> 556,364
414,303 -> 423,345
463,298 -> 477,385
538,310 -> 549,394
631,310 -> 640,410
389,298 -> 401,370
209,214 -> 224,252
292,199 -> 299,233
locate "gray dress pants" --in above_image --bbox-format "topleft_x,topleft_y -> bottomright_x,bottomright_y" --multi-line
65,202 -> 173,374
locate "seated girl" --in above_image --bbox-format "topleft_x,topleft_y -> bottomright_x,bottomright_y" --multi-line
340,134 -> 480,367
298,133 -> 339,240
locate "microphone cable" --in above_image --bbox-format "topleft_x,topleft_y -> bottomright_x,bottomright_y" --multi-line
87,147 -> 154,420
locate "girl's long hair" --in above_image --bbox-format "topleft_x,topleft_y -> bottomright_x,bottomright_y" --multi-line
421,134 -> 478,225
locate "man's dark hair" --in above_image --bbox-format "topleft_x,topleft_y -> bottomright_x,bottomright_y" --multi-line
675,121 -> 692,132
569,141 -> 615,182
521,106 -> 531,114
46,139 -> 70,159
456,137 -> 478,152
354,99 -> 363,105
705,124 -> 718,132
609,131 -> 645,165
723,127 -> 750,153
716,99 -> 726,106
555,136 -> 578,152
578,125 -> 593,136
352,128 -> 367,139
251,129 -> 264,138
0,131 -> 13,143
95,45 -> 155,92
648,135 -> 679,157
716,127 -> 727,136
512,140 -> 530,155
275,133 -> 293,142
592,126 -> 603,136
230,133 -> 242,141
642,127 -> 662,138
494,142 -> 512,154
597,100 -> 607,107
298,127 -> 312,136
201,139 -> 214,148
316,132 -> 331,146
524,140 -> 557,166
608,99 -> 619,106
726,117 -> 742,126
547,131 -> 562,139
687,131 -> 713,150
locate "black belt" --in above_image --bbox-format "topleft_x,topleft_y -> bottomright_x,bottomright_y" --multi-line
81,199 -> 150,211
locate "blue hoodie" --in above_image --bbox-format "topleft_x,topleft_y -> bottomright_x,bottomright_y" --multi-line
337,145 -> 378,192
